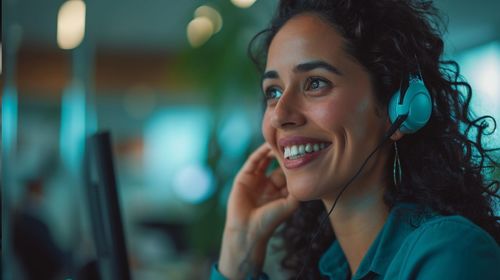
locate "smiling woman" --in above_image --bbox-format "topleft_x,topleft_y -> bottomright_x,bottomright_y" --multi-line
261,15 -> 387,202
212,0 -> 500,279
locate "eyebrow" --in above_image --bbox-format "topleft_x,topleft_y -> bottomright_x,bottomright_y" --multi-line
261,60 -> 343,83
262,70 -> 279,81
295,60 -> 343,75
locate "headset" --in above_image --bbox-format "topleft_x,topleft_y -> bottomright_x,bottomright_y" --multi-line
387,73 -> 432,135
294,72 -> 432,279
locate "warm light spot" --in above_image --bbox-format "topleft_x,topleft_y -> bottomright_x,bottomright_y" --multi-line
57,0 -> 86,50
230,0 -> 257,9
194,5 -> 223,33
187,16 -> 214,48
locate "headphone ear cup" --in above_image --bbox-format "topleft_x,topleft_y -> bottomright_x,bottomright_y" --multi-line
388,78 -> 432,133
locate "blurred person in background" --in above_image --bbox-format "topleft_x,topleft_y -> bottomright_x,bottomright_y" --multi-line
212,0 -> 500,279
12,178 -> 67,280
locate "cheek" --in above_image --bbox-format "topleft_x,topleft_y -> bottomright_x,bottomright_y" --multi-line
308,95 -> 381,140
308,99 -> 352,130
349,97 -> 374,135
261,110 -> 274,143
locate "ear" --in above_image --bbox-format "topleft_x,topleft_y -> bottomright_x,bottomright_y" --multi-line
385,118 -> 405,141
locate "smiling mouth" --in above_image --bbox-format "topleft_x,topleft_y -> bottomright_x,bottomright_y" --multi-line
283,142 -> 331,160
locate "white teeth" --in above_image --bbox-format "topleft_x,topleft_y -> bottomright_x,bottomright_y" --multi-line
298,145 -> 305,154
283,142 -> 329,159
284,147 -> 291,158
313,143 -> 320,152
305,144 -> 312,153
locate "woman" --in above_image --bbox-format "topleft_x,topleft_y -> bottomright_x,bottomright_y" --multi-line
212,0 -> 500,279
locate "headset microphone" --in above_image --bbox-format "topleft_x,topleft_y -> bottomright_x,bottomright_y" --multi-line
384,115 -> 408,140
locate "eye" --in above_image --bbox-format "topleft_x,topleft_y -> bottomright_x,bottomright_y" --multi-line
263,86 -> 283,103
305,77 -> 331,92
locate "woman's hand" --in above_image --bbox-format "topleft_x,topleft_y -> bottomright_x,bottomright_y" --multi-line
218,143 -> 299,279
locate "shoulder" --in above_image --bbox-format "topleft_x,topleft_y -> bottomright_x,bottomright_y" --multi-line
396,215 -> 500,279
411,215 -> 497,246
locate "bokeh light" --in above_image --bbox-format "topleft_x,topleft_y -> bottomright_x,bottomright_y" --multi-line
231,0 -> 257,9
144,107 -> 212,192
57,0 -> 86,50
194,5 -> 223,34
455,41 -> 500,146
187,16 -> 214,48
172,164 -> 215,204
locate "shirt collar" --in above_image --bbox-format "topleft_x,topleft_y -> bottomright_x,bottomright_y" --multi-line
319,241 -> 350,280
319,203 -> 431,279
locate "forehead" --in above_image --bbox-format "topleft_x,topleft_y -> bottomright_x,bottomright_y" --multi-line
266,13 -> 348,70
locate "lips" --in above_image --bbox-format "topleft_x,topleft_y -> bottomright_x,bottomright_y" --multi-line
278,136 -> 332,169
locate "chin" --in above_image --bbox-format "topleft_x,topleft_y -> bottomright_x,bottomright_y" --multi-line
287,179 -> 321,202
287,175 -> 341,202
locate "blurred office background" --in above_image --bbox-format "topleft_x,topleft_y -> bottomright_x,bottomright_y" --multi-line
1,0 -> 499,279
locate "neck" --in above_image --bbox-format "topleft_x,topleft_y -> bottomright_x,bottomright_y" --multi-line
323,182 -> 389,277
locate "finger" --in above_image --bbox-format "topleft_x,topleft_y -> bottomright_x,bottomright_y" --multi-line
241,143 -> 272,174
267,148 -> 279,160
259,169 -> 287,202
281,186 -> 289,196
268,168 -> 286,189
255,156 -> 272,175
256,149 -> 280,174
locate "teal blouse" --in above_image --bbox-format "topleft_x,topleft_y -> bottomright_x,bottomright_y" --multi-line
211,203 -> 500,279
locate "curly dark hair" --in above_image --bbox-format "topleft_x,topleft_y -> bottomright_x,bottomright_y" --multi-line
248,0 -> 500,278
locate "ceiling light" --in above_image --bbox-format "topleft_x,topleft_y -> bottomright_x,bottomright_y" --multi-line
187,16 -> 214,48
230,0 -> 257,9
57,0 -> 86,50
194,5 -> 223,33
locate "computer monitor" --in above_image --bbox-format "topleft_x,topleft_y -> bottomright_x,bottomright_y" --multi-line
85,131 -> 131,280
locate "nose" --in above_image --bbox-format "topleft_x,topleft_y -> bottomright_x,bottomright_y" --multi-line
270,89 -> 306,129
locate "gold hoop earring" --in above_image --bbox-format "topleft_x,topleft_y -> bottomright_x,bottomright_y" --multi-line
393,142 -> 402,187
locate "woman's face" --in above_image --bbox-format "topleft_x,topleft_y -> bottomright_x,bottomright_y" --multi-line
261,13 -> 390,201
